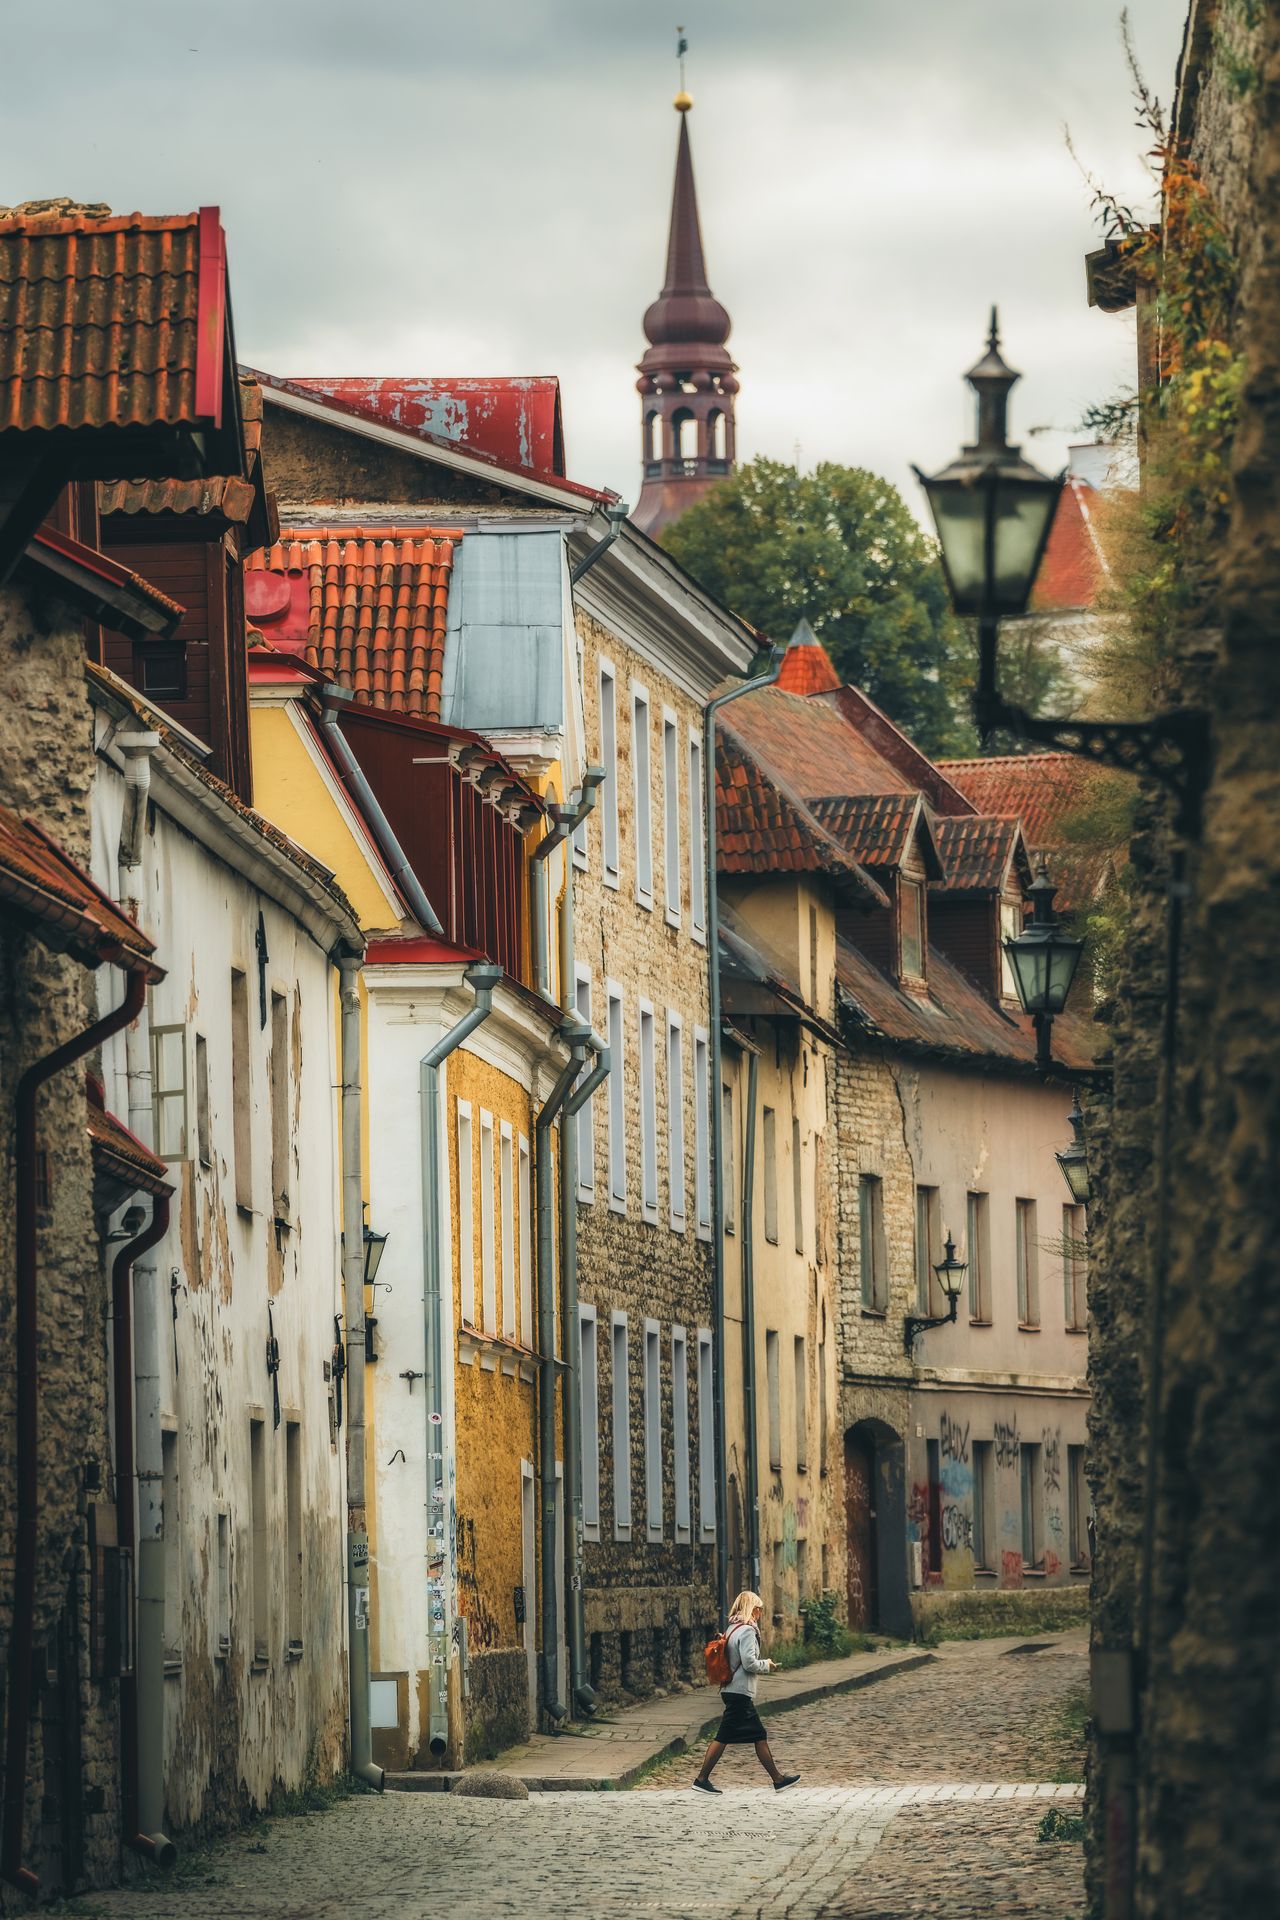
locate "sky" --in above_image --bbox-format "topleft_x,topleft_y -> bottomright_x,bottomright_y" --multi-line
1,1 -> 1186,509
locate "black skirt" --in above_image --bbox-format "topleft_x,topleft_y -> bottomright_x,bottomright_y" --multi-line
715,1689 -> 767,1744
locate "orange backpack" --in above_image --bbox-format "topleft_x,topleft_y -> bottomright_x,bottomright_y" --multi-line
703,1622 -> 746,1686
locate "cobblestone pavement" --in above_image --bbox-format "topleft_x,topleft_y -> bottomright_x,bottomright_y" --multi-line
71,1632 -> 1087,1920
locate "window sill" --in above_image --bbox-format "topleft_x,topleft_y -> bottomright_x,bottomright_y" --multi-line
1065,1325 -> 1089,1336
608,1196 -> 627,1217
215,1637 -> 231,1663
576,1187 -> 595,1207
669,1214 -> 687,1234
1017,1323 -> 1042,1333
974,1567 -> 998,1580
860,1306 -> 886,1320
1070,1562 -> 1092,1576
699,1530 -> 715,1546
614,1526 -> 632,1543
675,1528 -> 691,1545
250,1652 -> 270,1673
603,869 -> 620,892
1021,1566 -> 1047,1580
286,1640 -> 304,1663
664,909 -> 680,931
691,926 -> 707,948
635,892 -> 654,914
163,1656 -> 182,1677
969,1317 -> 992,1328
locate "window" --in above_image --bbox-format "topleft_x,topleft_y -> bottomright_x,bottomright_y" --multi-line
215,1510 -> 230,1660
766,1330 -> 781,1471
818,1336 -> 828,1473
195,1033 -> 211,1167
138,641 -> 187,700
973,1440 -> 995,1571
915,1186 -> 942,1313
580,1307 -> 600,1540
285,1419 -> 303,1654
607,983 -> 626,1210
457,1103 -> 475,1327
793,1336 -> 808,1472
808,903 -> 819,1012
500,1123 -> 515,1338
152,1026 -> 188,1160
763,1107 -> 779,1244
697,1330 -> 715,1539
1068,1445 -> 1090,1567
1000,898 -> 1022,999
231,969 -> 252,1211
926,1438 -> 942,1575
480,1111 -> 496,1333
796,1536 -> 808,1601
1016,1198 -> 1040,1327
519,1135 -> 532,1346
792,1117 -> 804,1254
162,1429 -> 180,1665
1063,1204 -> 1087,1330
249,1416 -> 268,1662
967,1191 -> 991,1322
638,1003 -> 658,1221
599,662 -> 619,882
632,684 -> 653,906
666,1014 -> 685,1228
611,1314 -> 631,1537
270,991 -> 290,1224
859,1175 -> 887,1311
662,711 -> 680,924
693,1028 -> 711,1236
644,1321 -> 662,1541
1020,1441 -> 1043,1568
900,878 -> 925,980
672,1328 -> 691,1541
721,1080 -> 735,1234
688,732 -> 706,940
575,969 -> 594,1199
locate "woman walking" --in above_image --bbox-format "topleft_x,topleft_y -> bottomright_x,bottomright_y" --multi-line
692,1590 -> 800,1793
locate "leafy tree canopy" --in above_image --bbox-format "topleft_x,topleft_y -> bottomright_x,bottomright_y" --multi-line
662,458 -> 978,757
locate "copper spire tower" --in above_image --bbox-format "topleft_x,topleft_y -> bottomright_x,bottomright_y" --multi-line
634,80 -> 738,536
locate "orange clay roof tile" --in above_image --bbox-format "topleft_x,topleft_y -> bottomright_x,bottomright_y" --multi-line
0,803 -> 161,974
245,526 -> 460,719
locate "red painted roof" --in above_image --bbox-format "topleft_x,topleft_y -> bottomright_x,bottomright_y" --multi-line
293,377 -> 566,477
1030,478 -> 1106,612
246,527 -> 461,719
0,803 -> 161,974
0,205 -> 229,439
775,620 -> 842,695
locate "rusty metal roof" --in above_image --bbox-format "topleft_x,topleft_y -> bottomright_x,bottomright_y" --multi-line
0,803 -> 162,974
245,527 -> 460,720
290,377 -> 566,477
0,205 -> 231,442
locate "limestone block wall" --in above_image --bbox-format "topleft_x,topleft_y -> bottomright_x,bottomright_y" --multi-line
0,580 -> 120,1891
572,609 -> 717,1691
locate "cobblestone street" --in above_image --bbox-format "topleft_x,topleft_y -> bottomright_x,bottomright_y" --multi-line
71,1631 -> 1086,1920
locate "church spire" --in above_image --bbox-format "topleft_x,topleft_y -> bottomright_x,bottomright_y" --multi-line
634,72 -> 738,537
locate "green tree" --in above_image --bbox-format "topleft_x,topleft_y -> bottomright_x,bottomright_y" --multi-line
662,457 -> 978,757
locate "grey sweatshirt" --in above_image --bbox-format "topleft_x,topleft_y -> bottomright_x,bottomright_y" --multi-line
723,1622 -> 772,1698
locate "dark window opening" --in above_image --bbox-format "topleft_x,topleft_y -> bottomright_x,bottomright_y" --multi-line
136,643 -> 188,701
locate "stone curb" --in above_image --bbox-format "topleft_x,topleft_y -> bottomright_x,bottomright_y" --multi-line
385,1648 -> 936,1796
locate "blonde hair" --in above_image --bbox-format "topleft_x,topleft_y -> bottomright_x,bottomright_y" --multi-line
728,1590 -> 763,1624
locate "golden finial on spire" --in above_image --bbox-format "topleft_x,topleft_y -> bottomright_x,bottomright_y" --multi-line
675,25 -> 692,109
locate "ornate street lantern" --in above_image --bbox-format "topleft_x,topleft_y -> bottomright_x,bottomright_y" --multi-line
1003,861 -> 1083,1069
905,1232 -> 969,1354
1056,1090 -> 1092,1206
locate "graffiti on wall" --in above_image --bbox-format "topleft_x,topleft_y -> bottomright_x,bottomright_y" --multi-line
994,1418 -> 1021,1467
1042,1428 -> 1062,1495
941,1504 -> 973,1553
940,1412 -> 970,1464
455,1511 -> 503,1651
1001,1550 -> 1024,1589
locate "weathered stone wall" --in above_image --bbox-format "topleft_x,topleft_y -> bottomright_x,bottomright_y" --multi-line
573,609 -> 717,1695
1086,6 -> 1280,1913
0,578 -> 120,1890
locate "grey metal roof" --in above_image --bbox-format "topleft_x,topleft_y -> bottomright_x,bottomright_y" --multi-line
440,529 -> 566,734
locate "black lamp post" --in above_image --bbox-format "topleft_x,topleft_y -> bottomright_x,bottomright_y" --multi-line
1003,860 -> 1084,1071
905,1232 -> 968,1354
915,313 -> 1209,834
1056,1090 -> 1092,1205
363,1222 -> 389,1363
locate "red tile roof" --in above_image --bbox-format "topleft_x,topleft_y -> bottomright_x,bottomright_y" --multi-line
775,619 -> 842,695
727,685 -> 921,801
0,205 -> 230,441
1030,478 -> 1106,613
245,527 -> 461,719
290,377 -> 567,477
98,377 -> 277,549
932,815 -> 1030,894
715,727 -> 888,907
807,791 -> 933,871
0,804 -> 161,974
940,752 -> 1113,911
86,1075 -> 171,1197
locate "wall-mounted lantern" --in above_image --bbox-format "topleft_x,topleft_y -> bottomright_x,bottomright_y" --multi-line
904,1232 -> 968,1354
1056,1090 -> 1092,1206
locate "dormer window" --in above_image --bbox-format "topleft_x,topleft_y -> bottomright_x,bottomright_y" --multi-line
900,877 -> 926,982
999,897 -> 1022,1000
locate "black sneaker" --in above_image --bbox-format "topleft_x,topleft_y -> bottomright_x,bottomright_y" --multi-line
773,1773 -> 801,1791
692,1776 -> 722,1794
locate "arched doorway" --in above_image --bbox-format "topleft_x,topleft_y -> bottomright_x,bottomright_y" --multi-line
844,1419 -> 910,1637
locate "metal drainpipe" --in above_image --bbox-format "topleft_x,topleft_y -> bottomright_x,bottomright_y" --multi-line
535,1020 -> 591,1727
739,1042 -> 762,1592
419,961 -> 503,1758
559,1031 -> 610,1715
2,965 -> 151,1896
704,649 -> 782,1621
114,733 -> 172,1860
532,769 -> 605,1001
321,697 -> 443,936
569,501 -> 631,587
111,1193 -> 177,1869
338,953 -> 383,1791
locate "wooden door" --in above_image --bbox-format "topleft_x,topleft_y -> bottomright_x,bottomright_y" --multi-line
844,1430 -> 878,1630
